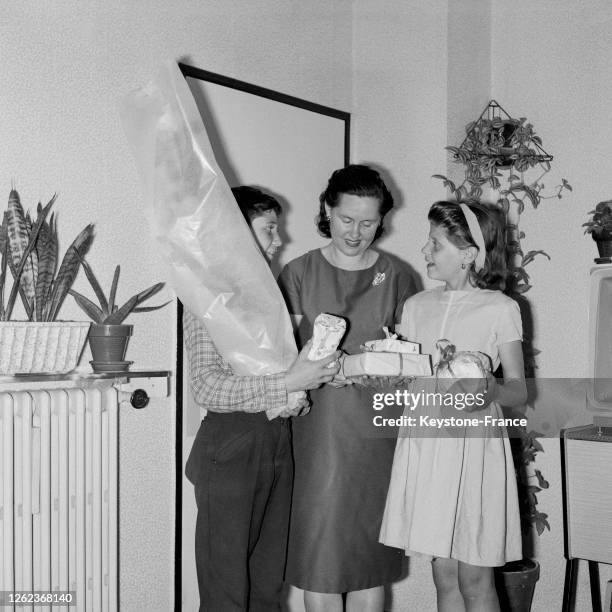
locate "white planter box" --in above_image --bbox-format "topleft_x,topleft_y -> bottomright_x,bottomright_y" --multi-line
0,321 -> 91,374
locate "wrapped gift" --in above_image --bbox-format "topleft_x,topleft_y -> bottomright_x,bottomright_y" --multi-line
308,313 -> 346,360
362,326 -> 419,354
342,351 -> 432,378
363,337 -> 420,354
435,339 -> 491,379
434,339 -> 492,404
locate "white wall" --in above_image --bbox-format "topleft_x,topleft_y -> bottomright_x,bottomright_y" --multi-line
1,2 -> 352,609
352,0 -> 448,279
492,2 -> 612,609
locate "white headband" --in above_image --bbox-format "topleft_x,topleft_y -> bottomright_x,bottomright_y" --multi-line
459,204 -> 486,272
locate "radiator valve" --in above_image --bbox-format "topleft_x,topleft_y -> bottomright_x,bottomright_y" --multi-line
130,389 -> 150,409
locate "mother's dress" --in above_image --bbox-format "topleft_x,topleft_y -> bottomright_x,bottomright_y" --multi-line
279,248 -> 416,592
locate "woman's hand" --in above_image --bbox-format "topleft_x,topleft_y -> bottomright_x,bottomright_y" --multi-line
326,355 -> 354,387
285,339 -> 341,393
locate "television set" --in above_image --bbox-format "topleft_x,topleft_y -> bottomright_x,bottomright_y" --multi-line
587,264 -> 612,427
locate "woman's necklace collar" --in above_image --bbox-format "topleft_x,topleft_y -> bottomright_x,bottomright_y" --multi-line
324,245 -> 377,270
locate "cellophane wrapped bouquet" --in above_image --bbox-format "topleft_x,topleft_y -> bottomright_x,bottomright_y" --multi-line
119,61 -> 303,417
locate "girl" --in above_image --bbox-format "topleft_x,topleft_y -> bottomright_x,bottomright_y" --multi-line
379,201 -> 527,612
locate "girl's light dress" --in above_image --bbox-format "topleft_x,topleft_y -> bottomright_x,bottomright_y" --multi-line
379,286 -> 523,567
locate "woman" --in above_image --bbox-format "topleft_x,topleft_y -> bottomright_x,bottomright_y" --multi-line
279,165 -> 417,612
184,186 -> 340,612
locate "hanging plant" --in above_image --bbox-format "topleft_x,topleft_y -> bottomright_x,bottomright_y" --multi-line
433,100 -> 572,295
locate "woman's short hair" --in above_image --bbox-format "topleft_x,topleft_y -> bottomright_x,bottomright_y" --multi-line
232,186 -> 282,225
317,164 -> 394,242
428,201 -> 507,291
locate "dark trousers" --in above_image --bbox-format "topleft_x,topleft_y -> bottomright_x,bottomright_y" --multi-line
186,411 -> 293,612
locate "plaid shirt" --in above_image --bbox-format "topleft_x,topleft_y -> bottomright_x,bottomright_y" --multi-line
183,308 -> 289,417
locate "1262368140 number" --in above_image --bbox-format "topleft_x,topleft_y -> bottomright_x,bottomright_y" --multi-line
0,591 -> 75,606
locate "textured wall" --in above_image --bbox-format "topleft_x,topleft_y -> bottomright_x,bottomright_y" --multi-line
352,0 -> 449,278
1,2 -> 352,609
492,2 -> 612,610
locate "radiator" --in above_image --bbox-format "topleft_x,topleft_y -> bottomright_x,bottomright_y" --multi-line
0,385 -> 119,611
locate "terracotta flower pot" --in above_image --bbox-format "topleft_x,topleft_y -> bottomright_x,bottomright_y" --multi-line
88,324 -> 133,370
495,559 -> 540,612
593,234 -> 612,259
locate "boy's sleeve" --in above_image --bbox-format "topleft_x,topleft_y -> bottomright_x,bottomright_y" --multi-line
183,308 -> 288,413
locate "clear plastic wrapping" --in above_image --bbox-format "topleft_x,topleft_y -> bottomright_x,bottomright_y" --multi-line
119,61 -> 300,412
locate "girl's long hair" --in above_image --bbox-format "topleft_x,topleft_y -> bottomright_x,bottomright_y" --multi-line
428,201 -> 507,291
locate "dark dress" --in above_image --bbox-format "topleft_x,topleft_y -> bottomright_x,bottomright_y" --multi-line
278,248 -> 416,593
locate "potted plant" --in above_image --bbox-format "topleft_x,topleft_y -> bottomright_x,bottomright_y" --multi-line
494,426 -> 548,612
434,103 -> 571,611
434,102 -> 572,296
583,200 -> 612,259
69,258 -> 169,372
0,188 -> 94,373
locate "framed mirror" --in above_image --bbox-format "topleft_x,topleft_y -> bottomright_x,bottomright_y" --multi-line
175,62 -> 350,609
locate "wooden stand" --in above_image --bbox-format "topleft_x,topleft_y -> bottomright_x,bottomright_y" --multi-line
561,425 -> 612,612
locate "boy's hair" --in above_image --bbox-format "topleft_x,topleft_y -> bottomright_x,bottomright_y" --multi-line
428,201 -> 507,291
231,186 -> 282,225
317,164 -> 394,242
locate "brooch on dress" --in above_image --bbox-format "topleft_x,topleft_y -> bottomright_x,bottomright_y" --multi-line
372,272 -> 386,286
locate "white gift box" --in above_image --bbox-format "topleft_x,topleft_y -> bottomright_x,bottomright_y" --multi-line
362,337 -> 420,354
342,351 -> 432,378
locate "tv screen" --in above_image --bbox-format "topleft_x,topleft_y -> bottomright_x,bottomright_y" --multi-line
588,265 -> 612,424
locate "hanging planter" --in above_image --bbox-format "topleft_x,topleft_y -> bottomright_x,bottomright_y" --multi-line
450,100 -> 553,176
489,118 -> 521,169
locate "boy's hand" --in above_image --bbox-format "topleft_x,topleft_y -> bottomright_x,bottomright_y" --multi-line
285,339 -> 341,393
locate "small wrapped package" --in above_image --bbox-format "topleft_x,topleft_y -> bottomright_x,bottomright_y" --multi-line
308,313 -> 346,360
342,352 -> 432,378
434,339 -> 491,405
435,339 -> 491,379
362,326 -> 419,354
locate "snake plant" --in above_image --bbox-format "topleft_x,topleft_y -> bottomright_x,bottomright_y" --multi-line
0,188 -> 94,321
